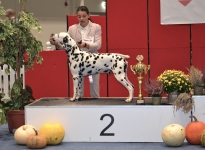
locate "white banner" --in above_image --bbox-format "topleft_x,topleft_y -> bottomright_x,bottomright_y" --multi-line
160,0 -> 205,25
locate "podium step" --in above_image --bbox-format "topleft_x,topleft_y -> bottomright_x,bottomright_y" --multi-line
25,97 -> 190,142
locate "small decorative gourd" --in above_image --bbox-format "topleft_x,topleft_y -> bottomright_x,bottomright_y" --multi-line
161,124 -> 185,146
26,128 -> 47,149
186,115 -> 205,145
200,129 -> 205,147
39,123 -> 65,145
14,125 -> 37,144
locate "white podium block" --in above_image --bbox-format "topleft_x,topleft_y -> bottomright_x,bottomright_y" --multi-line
25,97 -> 190,142
192,96 -> 205,121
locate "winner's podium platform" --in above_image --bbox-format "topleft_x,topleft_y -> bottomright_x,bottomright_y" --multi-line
25,97 -> 190,142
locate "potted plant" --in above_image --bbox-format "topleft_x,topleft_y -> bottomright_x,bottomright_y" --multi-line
0,0 -> 43,131
144,79 -> 164,105
157,69 -> 192,104
201,67 -> 205,94
188,66 -> 204,95
173,92 -> 195,115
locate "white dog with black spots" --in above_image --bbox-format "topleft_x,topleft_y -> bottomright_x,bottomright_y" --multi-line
53,32 -> 134,102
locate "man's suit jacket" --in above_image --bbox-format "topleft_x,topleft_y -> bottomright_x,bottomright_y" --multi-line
68,21 -> 102,53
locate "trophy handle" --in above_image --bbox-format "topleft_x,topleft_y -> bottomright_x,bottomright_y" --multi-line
130,65 -> 136,75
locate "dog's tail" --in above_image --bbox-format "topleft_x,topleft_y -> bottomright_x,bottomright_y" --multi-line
114,53 -> 130,59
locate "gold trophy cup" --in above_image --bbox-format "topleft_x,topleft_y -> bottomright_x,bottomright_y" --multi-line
130,55 -> 150,105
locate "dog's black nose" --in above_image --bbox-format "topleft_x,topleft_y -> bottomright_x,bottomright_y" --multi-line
63,37 -> 68,43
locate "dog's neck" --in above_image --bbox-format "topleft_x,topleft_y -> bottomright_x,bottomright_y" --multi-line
63,43 -> 85,55
66,39 -> 86,54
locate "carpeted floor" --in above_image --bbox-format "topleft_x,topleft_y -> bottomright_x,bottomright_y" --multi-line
0,124 -> 204,150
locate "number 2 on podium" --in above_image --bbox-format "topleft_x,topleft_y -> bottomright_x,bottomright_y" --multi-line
100,114 -> 115,136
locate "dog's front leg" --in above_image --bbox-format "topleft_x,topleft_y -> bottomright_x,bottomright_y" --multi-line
70,77 -> 79,101
70,76 -> 82,101
76,76 -> 83,99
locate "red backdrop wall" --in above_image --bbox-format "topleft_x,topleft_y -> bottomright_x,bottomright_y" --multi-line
107,0 -> 148,97
192,24 -> 205,70
25,0 -> 205,99
25,51 -> 68,99
149,0 -> 190,78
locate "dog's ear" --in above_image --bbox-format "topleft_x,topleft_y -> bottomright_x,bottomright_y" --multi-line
63,36 -> 68,43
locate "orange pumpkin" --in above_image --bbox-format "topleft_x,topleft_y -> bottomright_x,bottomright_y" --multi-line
26,128 -> 47,149
185,115 -> 205,145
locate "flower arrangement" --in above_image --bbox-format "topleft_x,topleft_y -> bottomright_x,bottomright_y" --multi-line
157,70 -> 192,93
144,79 -> 164,97
188,66 -> 204,87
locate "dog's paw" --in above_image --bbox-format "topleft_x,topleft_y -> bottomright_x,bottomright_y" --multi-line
125,98 -> 132,103
75,97 -> 81,101
70,97 -> 76,101
70,96 -> 81,102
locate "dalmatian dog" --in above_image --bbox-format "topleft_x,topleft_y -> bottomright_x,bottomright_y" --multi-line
52,32 -> 134,102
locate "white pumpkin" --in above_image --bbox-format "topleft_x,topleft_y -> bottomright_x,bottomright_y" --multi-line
161,124 -> 185,146
14,124 -> 37,144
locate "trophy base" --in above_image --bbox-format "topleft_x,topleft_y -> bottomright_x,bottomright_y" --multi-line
136,99 -> 145,105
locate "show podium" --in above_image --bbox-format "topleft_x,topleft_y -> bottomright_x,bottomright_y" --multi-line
192,96 -> 205,122
25,97 -> 191,142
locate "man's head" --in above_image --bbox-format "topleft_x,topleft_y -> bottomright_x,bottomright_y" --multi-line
5,9 -> 15,19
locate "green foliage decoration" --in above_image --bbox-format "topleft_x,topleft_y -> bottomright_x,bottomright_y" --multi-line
0,0 -> 43,125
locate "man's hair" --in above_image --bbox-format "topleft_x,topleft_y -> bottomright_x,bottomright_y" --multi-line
5,9 -> 15,18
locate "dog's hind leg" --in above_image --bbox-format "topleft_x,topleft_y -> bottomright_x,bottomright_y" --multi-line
125,73 -> 134,92
124,75 -> 134,102
113,73 -> 134,102
70,76 -> 82,101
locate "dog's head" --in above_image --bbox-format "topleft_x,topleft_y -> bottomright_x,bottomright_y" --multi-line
53,32 -> 76,47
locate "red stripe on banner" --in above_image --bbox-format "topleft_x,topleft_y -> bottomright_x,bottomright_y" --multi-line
192,48 -> 205,69
192,24 -> 205,69
192,24 -> 205,48
150,48 -> 190,79
107,0 -> 148,50
107,0 -> 148,97
25,51 -> 69,99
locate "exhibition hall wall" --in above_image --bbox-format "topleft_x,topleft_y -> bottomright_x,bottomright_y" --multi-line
0,0 -> 105,49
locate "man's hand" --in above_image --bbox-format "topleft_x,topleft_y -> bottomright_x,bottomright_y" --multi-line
76,40 -> 86,49
49,36 -> 56,45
